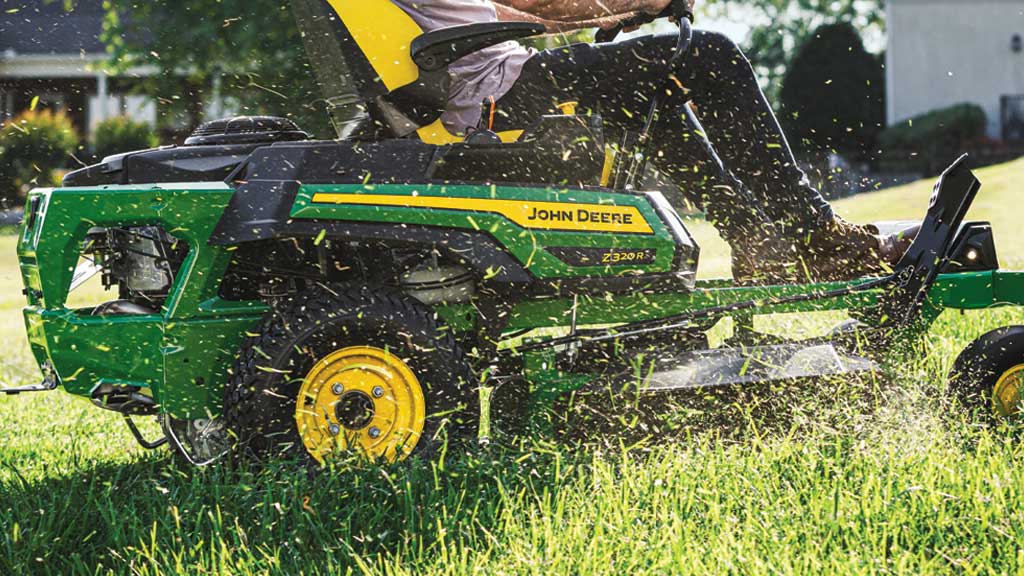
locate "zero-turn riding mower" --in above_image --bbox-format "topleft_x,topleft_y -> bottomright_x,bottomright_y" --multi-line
10,0 -> 1024,466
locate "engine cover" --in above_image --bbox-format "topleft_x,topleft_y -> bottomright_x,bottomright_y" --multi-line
184,116 -> 309,146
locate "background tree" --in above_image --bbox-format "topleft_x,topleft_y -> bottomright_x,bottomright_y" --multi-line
102,0 -> 332,139
0,110 -> 79,208
779,22 -> 885,157
99,0 -> 887,142
706,0 -> 886,105
91,116 -> 159,161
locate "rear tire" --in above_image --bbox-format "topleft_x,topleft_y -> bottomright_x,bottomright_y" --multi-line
947,326 -> 1024,423
222,284 -> 479,466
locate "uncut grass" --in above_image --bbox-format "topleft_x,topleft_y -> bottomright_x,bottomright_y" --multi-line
0,160 -> 1022,574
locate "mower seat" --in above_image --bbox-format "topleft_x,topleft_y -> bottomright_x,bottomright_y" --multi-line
290,0 -> 543,145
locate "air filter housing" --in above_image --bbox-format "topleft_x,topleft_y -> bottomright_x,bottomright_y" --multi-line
184,116 -> 309,146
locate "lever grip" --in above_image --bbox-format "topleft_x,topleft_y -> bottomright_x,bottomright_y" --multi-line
595,0 -> 694,43
669,0 -> 694,22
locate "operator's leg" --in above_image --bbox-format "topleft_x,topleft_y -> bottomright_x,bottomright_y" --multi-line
494,33 -> 830,237
669,32 -> 916,270
673,32 -> 836,234
496,39 -> 771,249
494,33 -> 912,282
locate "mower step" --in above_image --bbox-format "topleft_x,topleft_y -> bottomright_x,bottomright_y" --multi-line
638,343 -> 876,391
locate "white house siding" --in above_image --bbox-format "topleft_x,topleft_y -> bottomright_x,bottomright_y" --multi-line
886,0 -> 1024,139
2,53 -> 229,138
0,53 -> 157,135
87,94 -> 158,132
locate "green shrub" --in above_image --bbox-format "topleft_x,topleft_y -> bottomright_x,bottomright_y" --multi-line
780,23 -> 885,156
879,103 -> 987,153
91,116 -> 158,161
0,109 -> 79,208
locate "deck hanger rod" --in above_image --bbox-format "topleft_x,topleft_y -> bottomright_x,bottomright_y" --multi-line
508,275 -> 896,354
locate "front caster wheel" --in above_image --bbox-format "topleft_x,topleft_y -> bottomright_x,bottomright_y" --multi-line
223,284 -> 479,467
162,416 -> 230,466
947,326 -> 1024,423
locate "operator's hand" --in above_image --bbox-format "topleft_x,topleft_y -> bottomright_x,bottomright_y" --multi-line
597,11 -> 641,30
641,0 -> 696,17
641,0 -> 672,15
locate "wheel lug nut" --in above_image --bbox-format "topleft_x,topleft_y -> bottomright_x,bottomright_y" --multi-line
328,424 -> 340,436
331,383 -> 343,395
372,386 -> 384,398
368,426 -> 381,439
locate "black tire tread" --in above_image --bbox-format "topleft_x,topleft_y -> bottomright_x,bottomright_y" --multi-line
222,283 -> 478,463
947,325 -> 1024,418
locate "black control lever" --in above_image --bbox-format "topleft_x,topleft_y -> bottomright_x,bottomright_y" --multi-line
617,0 -> 695,191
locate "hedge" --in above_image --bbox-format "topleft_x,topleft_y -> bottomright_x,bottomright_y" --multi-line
91,116 -> 158,161
0,109 -> 79,207
880,103 -> 987,152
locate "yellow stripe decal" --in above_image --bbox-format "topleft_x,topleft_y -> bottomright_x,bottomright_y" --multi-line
310,193 -> 655,234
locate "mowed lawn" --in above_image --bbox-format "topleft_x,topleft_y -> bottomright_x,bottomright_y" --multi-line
0,159 -> 1022,574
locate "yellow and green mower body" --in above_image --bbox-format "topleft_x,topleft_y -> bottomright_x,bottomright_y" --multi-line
10,0 -> 1024,458
13,135 -> 1024,428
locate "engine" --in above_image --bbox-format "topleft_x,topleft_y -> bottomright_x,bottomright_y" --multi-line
82,226 -> 189,313
217,239 -> 477,305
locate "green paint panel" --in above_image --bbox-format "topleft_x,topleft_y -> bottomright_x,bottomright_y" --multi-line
23,308 -> 164,395
162,315 -> 267,417
14,180 -> 1024,422
929,272 -> 1000,309
927,271 -> 1024,309
291,183 -> 681,278
994,271 -> 1024,306
17,184 -> 266,416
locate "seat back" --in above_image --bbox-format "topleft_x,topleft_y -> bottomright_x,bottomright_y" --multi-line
290,0 -> 425,138
292,0 -> 523,144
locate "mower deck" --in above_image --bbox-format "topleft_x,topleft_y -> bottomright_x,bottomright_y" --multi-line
634,343 -> 876,392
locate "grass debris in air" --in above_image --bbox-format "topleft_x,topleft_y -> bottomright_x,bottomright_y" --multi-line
0,160 -> 1022,574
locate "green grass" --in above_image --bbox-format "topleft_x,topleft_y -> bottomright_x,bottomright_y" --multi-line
2,160 -> 1024,575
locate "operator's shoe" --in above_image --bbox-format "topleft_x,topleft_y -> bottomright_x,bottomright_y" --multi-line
796,216 -> 919,282
870,221 -> 921,260
730,233 -> 801,286
730,218 -> 920,285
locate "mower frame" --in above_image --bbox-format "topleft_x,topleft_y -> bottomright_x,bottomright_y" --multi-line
14,167 -> 1024,420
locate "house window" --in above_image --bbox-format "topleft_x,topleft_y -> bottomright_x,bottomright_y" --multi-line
1001,95 -> 1024,142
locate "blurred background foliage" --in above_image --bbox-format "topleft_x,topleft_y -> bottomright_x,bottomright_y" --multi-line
97,0 -> 886,145
0,109 -> 79,207
100,0 -> 333,138
90,115 -> 158,161
706,0 -> 886,104
779,22 -> 885,158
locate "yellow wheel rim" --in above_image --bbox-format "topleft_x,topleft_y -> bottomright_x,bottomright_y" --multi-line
992,364 -> 1024,419
295,346 -> 425,464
